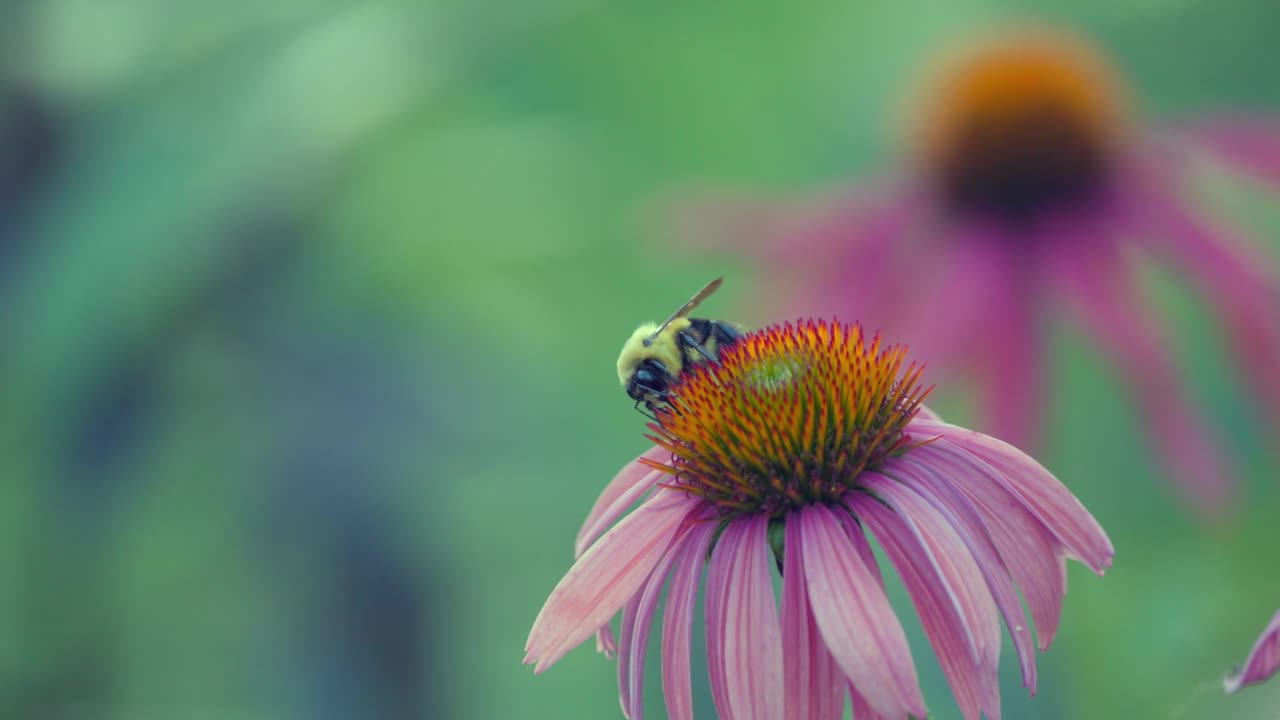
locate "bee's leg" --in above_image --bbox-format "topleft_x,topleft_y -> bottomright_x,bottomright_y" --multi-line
678,331 -> 720,365
648,392 -> 687,419
633,398 -> 659,423
633,383 -> 671,422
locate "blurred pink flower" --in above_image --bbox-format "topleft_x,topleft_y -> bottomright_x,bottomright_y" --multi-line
677,25 -> 1280,517
525,321 -> 1113,720
1224,610 -> 1280,694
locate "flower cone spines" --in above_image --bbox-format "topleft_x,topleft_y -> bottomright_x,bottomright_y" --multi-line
646,320 -> 932,515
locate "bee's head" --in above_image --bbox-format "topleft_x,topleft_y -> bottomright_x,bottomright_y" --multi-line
618,321 -> 685,396
626,359 -> 672,402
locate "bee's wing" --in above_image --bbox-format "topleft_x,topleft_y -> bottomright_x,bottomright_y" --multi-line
646,278 -> 723,345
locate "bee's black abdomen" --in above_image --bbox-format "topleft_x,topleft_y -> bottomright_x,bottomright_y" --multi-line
686,318 -> 741,347
710,321 -> 740,346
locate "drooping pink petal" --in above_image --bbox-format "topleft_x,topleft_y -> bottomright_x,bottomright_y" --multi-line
970,229 -> 1045,455
877,472 -> 1004,691
526,491 -> 701,673
904,440 -> 1068,651
615,593 -> 642,718
782,512 -> 845,720
621,516 -> 709,720
1042,220 -> 1237,517
849,683 -> 890,720
594,623 -> 618,660
588,456 -> 676,666
800,504 -> 927,719
576,446 -> 672,558
899,222 -> 1013,375
1225,610 -> 1280,694
852,478 -> 1001,720
704,524 -> 733,717
661,520 -> 717,720
838,512 -> 913,720
910,419 -> 1115,574
888,453 -> 1039,692
1124,178 -> 1280,430
708,516 -> 784,720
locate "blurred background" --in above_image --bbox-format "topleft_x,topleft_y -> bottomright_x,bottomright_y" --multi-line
2,0 -> 1278,718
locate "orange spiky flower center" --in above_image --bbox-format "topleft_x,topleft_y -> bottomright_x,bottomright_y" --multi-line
910,27 -> 1131,223
644,320 -> 932,517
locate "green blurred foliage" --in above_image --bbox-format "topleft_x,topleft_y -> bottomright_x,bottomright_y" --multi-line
1,0 -> 1278,718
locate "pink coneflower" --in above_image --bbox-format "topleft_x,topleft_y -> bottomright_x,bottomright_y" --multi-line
678,25 -> 1280,516
525,320 -> 1113,719
1224,609 -> 1280,694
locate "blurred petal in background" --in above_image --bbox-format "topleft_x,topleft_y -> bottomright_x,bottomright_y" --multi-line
674,23 -> 1280,521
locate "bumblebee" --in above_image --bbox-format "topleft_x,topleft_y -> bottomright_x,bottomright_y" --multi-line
617,277 -> 744,415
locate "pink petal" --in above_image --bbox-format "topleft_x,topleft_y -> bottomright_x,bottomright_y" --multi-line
971,230 -> 1044,454
899,222 -> 1011,373
526,491 -> 701,672
576,446 -> 672,558
707,516 -> 784,720
904,440 -> 1068,652
1178,117 -> 1280,191
1225,609 -> 1280,694
910,419 -> 1114,575
782,512 -> 845,720
594,623 -> 618,660
616,593 -> 643,718
841,519 -> 910,719
888,453 -> 1039,692
1042,220 -> 1237,517
704,524 -> 733,717
852,479 -> 1001,720
621,516 -> 709,720
849,683 -> 891,720
800,504 -> 927,719
661,520 -> 717,720
1124,178 -> 1280,429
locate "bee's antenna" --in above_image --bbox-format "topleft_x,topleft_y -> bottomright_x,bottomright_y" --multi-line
644,277 -> 724,347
